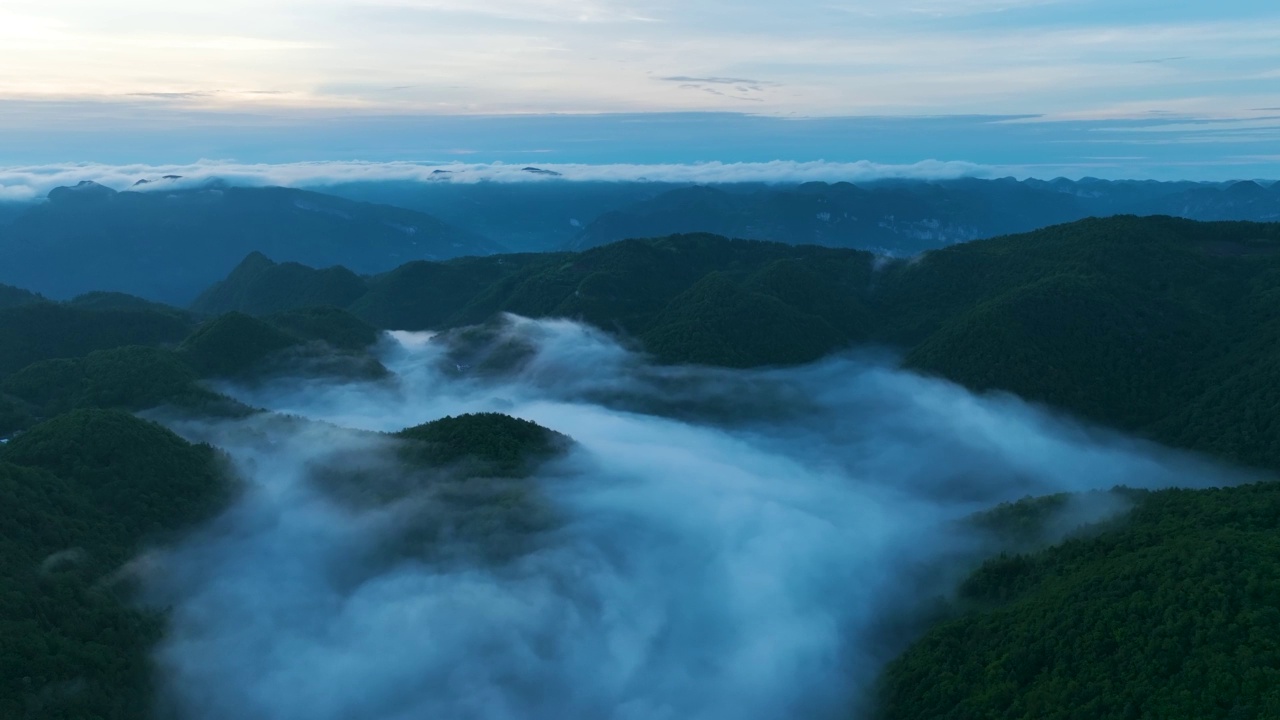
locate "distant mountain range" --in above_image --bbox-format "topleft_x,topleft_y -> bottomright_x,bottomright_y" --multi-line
309,179 -> 676,252
0,181 -> 501,304
307,177 -> 1280,255
569,177 -> 1280,253
3,176 -> 1278,304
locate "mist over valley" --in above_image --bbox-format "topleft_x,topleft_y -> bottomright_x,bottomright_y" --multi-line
4,0 -> 1280,715
141,317 -> 1247,720
6,214 -> 1280,717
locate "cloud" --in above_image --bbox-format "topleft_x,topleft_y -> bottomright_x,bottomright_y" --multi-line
0,158 -> 1002,199
0,183 -> 38,201
127,92 -> 211,99
828,0 -> 1067,18
660,75 -> 774,102
365,0 -> 659,24
2,2 -> 1277,120
140,316 -> 1254,720
659,76 -> 773,86
1131,56 -> 1189,64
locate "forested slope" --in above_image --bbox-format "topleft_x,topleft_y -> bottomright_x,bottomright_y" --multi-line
195,215 -> 1280,470
184,216 -> 1280,719
0,410 -> 234,718
879,483 -> 1280,720
0,295 -> 385,435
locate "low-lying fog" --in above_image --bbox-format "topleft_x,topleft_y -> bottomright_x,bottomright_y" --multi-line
146,316 -> 1246,720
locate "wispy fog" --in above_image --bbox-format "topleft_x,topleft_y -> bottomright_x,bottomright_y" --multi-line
145,316 -> 1247,720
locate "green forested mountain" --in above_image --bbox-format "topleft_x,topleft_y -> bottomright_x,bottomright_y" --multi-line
190,252 -> 370,317
0,284 -> 43,309
0,296 -> 380,436
0,410 -> 233,719
1,346 -> 231,429
179,215 -> 1280,717
178,310 -> 386,381
192,250 -> 561,325
266,306 -> 382,351
877,216 -> 1280,470
0,298 -> 560,714
195,215 -> 1280,471
880,481 -> 1280,720
66,291 -> 196,316
196,234 -> 869,346
396,412 -> 573,477
0,344 -> 198,433
391,413 -> 573,563
178,312 -> 308,378
0,301 -> 196,376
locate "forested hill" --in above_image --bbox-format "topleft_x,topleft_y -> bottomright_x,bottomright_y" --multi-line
0,294 -> 568,714
0,410 -> 234,718
879,481 -> 1280,720
195,215 -> 1280,472
0,296 -> 386,436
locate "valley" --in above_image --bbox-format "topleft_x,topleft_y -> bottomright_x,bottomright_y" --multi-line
2,213 -> 1279,717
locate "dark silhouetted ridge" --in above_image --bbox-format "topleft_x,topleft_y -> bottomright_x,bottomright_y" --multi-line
192,252 -> 369,316
0,184 -> 503,304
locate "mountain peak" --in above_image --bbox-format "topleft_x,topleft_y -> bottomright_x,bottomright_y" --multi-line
234,251 -> 278,274
1226,180 -> 1266,196
132,175 -> 186,187
47,180 -> 118,203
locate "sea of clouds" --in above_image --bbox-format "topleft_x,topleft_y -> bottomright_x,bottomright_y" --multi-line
143,317 -> 1249,720
0,159 -> 1000,202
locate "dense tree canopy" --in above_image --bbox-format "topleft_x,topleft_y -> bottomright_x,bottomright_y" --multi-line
395,412 -> 572,477
195,216 -> 1280,470
0,302 -> 195,377
880,482 -> 1280,720
0,410 -> 233,719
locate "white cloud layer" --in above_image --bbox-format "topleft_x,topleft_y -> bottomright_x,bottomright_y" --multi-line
0,159 -> 1005,199
141,317 -> 1253,719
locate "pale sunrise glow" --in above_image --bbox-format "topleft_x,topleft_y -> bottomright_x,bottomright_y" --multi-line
0,0 -> 1275,173
1,0 -> 1277,117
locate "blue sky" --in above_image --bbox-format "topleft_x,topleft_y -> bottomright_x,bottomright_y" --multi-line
1,0 -> 1277,177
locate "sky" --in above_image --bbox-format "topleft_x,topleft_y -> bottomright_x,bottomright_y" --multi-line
1,0 -> 1278,177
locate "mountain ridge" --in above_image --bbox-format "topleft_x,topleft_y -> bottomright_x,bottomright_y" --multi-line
0,184 -> 503,304
571,178 -> 1280,253
191,215 -> 1280,471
